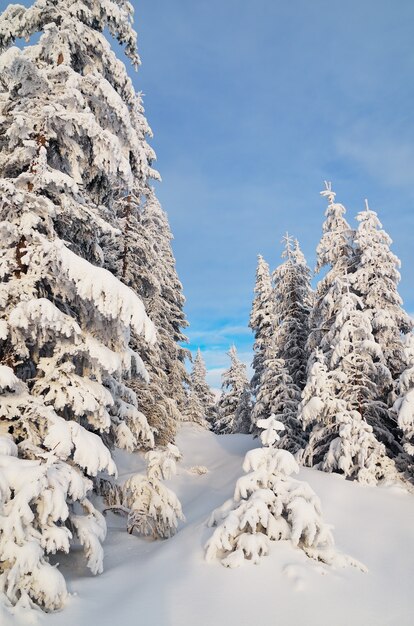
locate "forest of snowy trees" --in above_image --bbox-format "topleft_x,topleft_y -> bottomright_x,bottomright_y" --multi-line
0,0 -> 413,619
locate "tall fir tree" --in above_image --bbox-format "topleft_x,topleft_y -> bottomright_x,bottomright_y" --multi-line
349,201 -> 411,464
352,201 -> 412,381
107,187 -> 189,447
0,0 -> 162,610
215,346 -> 251,434
251,235 -> 311,449
140,190 -> 189,415
308,182 -> 354,354
272,235 -> 312,391
185,348 -> 216,427
251,337 -> 305,453
299,182 -> 354,462
249,255 -> 276,401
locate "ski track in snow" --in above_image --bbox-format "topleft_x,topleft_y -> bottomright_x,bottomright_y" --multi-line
5,423 -> 414,626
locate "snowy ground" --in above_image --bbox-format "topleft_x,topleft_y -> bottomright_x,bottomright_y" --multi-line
5,424 -> 414,626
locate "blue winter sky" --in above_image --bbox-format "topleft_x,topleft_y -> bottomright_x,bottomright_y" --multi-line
124,0 -> 414,386
6,0 -> 414,389
127,0 -> 414,389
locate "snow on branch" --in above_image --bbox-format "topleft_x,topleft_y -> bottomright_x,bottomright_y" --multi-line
57,242 -> 156,342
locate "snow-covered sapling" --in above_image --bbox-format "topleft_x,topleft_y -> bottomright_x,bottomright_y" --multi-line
205,417 -> 364,570
104,444 -> 184,539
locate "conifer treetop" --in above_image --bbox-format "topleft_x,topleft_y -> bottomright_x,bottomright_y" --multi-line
316,181 -> 353,274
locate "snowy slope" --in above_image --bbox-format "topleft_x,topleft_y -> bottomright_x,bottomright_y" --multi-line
4,424 -> 414,626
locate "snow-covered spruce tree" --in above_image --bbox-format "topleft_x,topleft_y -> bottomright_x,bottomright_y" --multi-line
0,0 -> 181,449
0,185 -> 156,609
251,234 -> 312,451
107,187 -> 189,447
272,234 -> 312,391
0,0 -> 159,243
299,184 -> 402,483
249,255 -> 276,401
215,346 -> 251,434
138,189 -> 189,417
205,415 -> 364,570
393,333 -> 414,457
351,202 -> 413,469
251,338 -> 305,453
300,183 -> 353,454
185,348 -> 216,427
298,289 -> 399,484
233,386 -> 253,434
0,0 -> 165,611
184,387 -> 209,428
352,201 -> 412,382
308,182 -> 355,355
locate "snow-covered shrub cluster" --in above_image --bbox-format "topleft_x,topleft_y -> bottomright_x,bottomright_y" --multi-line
206,417 -> 363,570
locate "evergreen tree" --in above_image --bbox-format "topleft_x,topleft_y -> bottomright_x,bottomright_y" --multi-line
107,187 -> 189,447
141,190 -> 189,414
393,333 -> 414,457
272,234 -> 312,391
205,416 -> 364,571
349,201 -> 412,462
184,386 -> 209,427
308,182 -> 354,354
299,292 -> 398,484
251,337 -> 305,452
234,386 -> 254,434
352,201 -> 412,381
251,235 -> 311,449
249,255 -> 276,400
102,444 -> 184,539
215,346 -> 251,434
186,349 -> 216,427
0,0 -> 167,610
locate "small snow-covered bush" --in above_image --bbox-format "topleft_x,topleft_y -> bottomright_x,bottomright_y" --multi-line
206,418 -> 364,570
105,444 -> 184,539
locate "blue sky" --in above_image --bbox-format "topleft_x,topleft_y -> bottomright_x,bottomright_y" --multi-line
6,0 -> 414,389
128,0 -> 414,388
